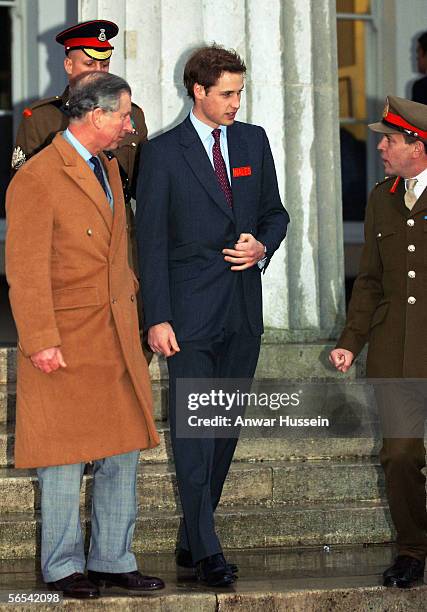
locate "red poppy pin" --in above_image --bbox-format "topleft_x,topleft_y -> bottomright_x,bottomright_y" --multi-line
233,166 -> 252,178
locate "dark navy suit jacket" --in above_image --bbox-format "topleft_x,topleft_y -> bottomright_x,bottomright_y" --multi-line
136,116 -> 289,341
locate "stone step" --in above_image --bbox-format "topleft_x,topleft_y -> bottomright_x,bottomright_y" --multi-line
0,458 -> 388,514
0,423 -> 384,468
0,545 -> 425,612
0,501 -> 394,559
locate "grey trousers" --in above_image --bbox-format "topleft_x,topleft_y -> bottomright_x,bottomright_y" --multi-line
37,450 -> 139,582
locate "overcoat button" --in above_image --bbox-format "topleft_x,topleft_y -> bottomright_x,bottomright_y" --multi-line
407,219 -> 415,227
112,298 -> 117,304
408,270 -> 416,278
130,295 -> 135,302
377,232 -> 382,238
86,228 -> 93,236
408,296 -> 416,304
408,244 -> 415,252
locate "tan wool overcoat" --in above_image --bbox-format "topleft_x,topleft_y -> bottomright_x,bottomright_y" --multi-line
6,134 -> 159,468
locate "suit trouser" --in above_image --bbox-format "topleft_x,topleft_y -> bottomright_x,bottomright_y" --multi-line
37,450 -> 140,582
167,331 -> 261,563
376,382 -> 427,561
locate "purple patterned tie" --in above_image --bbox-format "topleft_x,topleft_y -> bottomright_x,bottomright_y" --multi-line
212,128 -> 233,207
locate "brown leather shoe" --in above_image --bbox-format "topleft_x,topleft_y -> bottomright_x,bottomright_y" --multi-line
47,572 -> 100,599
88,569 -> 165,591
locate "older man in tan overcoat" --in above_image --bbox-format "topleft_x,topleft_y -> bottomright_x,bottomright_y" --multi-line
6,71 -> 163,599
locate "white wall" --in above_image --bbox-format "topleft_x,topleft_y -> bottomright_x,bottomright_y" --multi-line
37,0 -> 78,97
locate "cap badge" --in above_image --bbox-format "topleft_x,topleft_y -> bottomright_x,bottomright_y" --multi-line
98,28 -> 107,42
11,146 -> 26,170
382,98 -> 389,118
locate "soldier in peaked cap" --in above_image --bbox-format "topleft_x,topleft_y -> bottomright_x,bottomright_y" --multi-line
11,19 -> 151,359
330,95 -> 427,588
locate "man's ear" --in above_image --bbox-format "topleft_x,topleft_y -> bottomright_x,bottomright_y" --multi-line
193,83 -> 205,101
413,140 -> 425,157
64,56 -> 72,76
91,107 -> 104,129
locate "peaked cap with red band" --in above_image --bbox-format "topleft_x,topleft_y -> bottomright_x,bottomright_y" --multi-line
55,20 -> 118,60
369,95 -> 427,141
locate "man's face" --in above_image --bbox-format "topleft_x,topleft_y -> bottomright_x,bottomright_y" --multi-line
193,71 -> 244,128
416,43 -> 427,74
64,50 -> 110,80
95,92 -> 133,151
377,133 -> 418,177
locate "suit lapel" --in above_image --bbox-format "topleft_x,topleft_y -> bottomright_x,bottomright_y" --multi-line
227,124 -> 251,223
180,117 -> 234,222
105,153 -> 126,260
52,134 -> 113,232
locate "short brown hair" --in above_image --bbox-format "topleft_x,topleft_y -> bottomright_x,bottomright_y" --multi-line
183,44 -> 246,100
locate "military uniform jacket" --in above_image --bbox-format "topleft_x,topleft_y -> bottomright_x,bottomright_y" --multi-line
12,86 -> 147,201
6,134 -> 159,468
337,176 -> 427,377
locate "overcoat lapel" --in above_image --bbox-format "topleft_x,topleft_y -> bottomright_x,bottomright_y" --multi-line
52,134 -> 113,232
180,117 -> 234,222
105,154 -> 126,260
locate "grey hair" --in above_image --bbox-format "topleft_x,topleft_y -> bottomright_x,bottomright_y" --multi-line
68,71 -> 131,119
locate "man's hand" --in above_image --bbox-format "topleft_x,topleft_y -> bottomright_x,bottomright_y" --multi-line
329,348 -> 354,373
30,347 -> 67,374
148,322 -> 180,357
222,233 -> 265,271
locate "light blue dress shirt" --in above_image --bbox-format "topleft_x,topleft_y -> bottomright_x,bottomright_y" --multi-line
62,128 -> 113,210
190,110 -> 231,183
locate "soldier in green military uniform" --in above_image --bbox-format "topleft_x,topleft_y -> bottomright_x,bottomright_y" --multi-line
12,19 -> 150,359
330,96 -> 427,588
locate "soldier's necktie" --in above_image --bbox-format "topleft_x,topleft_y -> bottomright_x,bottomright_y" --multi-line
89,156 -> 109,199
212,128 -> 233,207
404,178 -> 418,210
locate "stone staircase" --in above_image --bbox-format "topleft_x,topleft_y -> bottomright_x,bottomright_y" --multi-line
0,343 -> 426,609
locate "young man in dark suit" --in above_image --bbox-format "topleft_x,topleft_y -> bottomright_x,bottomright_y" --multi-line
136,45 -> 289,586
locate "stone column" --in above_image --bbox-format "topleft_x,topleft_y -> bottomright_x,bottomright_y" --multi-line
80,0 -> 345,343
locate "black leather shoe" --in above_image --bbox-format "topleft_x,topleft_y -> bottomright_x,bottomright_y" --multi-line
196,553 -> 236,587
383,556 -> 425,588
176,548 -> 238,574
47,572 -> 99,599
88,569 -> 164,591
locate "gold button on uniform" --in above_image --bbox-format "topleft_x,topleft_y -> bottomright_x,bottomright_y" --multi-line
131,142 -> 137,147
407,219 -> 415,227
130,295 -> 135,302
377,232 -> 382,238
86,228 -> 93,236
408,270 -> 416,278
408,244 -> 415,252
408,296 -> 416,304
112,298 -> 117,304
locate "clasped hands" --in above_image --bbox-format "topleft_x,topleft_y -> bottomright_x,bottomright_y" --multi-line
148,234 -> 265,357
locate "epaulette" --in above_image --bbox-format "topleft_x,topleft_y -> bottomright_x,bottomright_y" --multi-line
373,175 -> 396,189
21,95 -> 64,119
